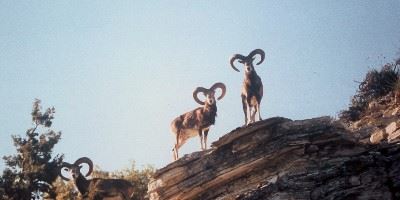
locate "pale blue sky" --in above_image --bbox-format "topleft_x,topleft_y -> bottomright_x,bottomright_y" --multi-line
1,1 -> 399,172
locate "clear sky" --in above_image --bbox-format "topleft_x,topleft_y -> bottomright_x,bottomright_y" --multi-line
1,1 -> 399,172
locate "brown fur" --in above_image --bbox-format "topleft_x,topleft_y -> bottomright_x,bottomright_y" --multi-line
171,82 -> 225,160
171,103 -> 217,132
240,70 -> 263,125
171,102 -> 218,160
86,178 -> 134,200
61,159 -> 134,200
230,49 -> 265,125
242,71 -> 263,106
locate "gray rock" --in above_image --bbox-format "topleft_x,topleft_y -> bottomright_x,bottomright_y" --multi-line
148,117 -> 400,200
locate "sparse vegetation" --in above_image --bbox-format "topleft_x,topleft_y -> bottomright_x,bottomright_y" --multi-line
53,178 -> 79,200
340,59 -> 400,122
112,163 -> 155,200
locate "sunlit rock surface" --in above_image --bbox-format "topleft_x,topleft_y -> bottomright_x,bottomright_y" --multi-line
148,116 -> 400,200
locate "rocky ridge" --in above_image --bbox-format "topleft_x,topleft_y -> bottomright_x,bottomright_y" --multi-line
148,113 -> 400,199
350,92 -> 400,144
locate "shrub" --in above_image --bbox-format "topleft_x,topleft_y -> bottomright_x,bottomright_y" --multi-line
358,64 -> 398,100
340,61 -> 399,122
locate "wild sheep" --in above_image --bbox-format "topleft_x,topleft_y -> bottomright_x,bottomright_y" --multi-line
59,157 -> 134,200
230,49 -> 265,125
171,82 -> 226,160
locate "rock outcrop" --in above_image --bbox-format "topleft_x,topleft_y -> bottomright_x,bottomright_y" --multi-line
148,116 -> 400,200
349,92 -> 400,144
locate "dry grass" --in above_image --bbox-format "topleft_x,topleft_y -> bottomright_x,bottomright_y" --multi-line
340,60 -> 399,122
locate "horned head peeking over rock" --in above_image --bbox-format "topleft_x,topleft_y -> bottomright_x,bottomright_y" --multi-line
230,49 -> 265,125
59,157 -> 134,200
171,82 -> 226,160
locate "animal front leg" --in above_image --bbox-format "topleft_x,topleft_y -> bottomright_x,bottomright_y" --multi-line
203,129 -> 209,150
249,106 -> 256,124
247,96 -> 257,125
241,95 -> 248,125
257,103 -> 262,121
251,104 -> 258,122
198,130 -> 204,150
91,191 -> 105,200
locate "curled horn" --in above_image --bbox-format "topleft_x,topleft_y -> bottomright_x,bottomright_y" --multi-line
59,162 -> 73,181
210,82 -> 226,100
74,157 -> 93,177
229,54 -> 247,72
193,87 -> 208,105
247,49 -> 265,65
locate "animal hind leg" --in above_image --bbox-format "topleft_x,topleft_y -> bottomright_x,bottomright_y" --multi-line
173,145 -> 178,161
120,191 -> 129,200
173,142 -> 185,160
173,132 -> 180,160
174,130 -> 189,160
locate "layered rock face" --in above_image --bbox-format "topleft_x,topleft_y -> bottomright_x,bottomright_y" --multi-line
350,93 -> 400,144
148,117 -> 400,200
